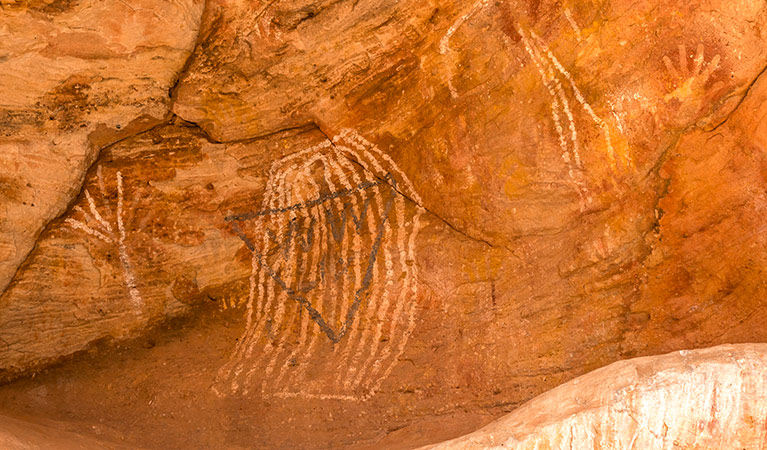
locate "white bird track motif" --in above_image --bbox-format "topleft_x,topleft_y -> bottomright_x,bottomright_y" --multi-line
65,166 -> 143,309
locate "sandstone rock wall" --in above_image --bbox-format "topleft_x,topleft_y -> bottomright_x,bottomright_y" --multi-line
0,413 -> 136,450
1,0 -> 767,448
0,0 -> 204,294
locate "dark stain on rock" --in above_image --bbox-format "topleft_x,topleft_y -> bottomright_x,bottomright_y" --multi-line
27,0 -> 80,15
102,123 -> 206,178
0,108 -> 45,133
428,7 -> 441,25
497,1 -> 522,43
272,5 -> 322,31
0,175 -> 23,205
88,114 -> 165,150
41,31 -> 123,60
345,55 -> 420,117
526,0 -> 541,21
171,274 -> 202,305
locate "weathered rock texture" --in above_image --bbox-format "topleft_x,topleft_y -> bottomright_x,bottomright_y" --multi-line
424,344 -> 767,449
1,0 -> 767,448
0,413 -> 134,450
0,0 -> 203,293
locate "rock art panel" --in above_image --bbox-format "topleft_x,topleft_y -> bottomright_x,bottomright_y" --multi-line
171,0 -> 767,246
215,130 -> 424,400
0,123 -> 439,398
0,0 -> 204,294
0,0 -> 767,448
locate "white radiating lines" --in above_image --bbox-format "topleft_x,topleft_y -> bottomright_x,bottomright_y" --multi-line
517,26 -> 589,210
214,130 -> 424,401
64,167 -> 143,309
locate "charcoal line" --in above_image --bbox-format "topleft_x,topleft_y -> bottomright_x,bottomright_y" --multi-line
229,180 -> 397,343
225,175 -> 394,222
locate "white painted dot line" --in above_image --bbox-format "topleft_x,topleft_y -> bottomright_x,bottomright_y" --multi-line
439,0 -> 491,98
240,157 -> 301,394
439,0 -> 490,55
518,26 -> 588,211
334,134 -> 414,391
235,150 -> 343,394
282,171 -> 329,388
351,184 -> 401,390
563,8 -> 582,42
329,149 -> 376,389
526,28 -> 581,168
225,164 -> 285,393
367,203 -> 424,397
271,215 -> 314,389
518,28 -> 572,166
529,29 -> 616,164
85,189 -> 113,234
359,180 -> 410,390
343,177 -> 390,389
266,153 -> 346,392
272,391 -> 362,401
72,204 -> 114,241
65,218 -> 113,244
268,153 -> 343,391
330,139 -> 391,389
115,171 -> 143,309
336,129 -> 423,204
96,165 -> 113,216
335,133 -> 422,395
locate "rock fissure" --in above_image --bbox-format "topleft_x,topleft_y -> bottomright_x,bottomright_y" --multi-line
707,61 -> 767,133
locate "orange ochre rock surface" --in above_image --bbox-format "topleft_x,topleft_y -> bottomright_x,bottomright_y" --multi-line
0,0 -> 766,448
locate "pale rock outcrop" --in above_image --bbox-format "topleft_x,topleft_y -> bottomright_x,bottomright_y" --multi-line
424,344 -> 767,449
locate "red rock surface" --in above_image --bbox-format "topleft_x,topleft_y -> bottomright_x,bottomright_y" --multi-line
1,0 -> 766,448
0,413 -> 134,450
